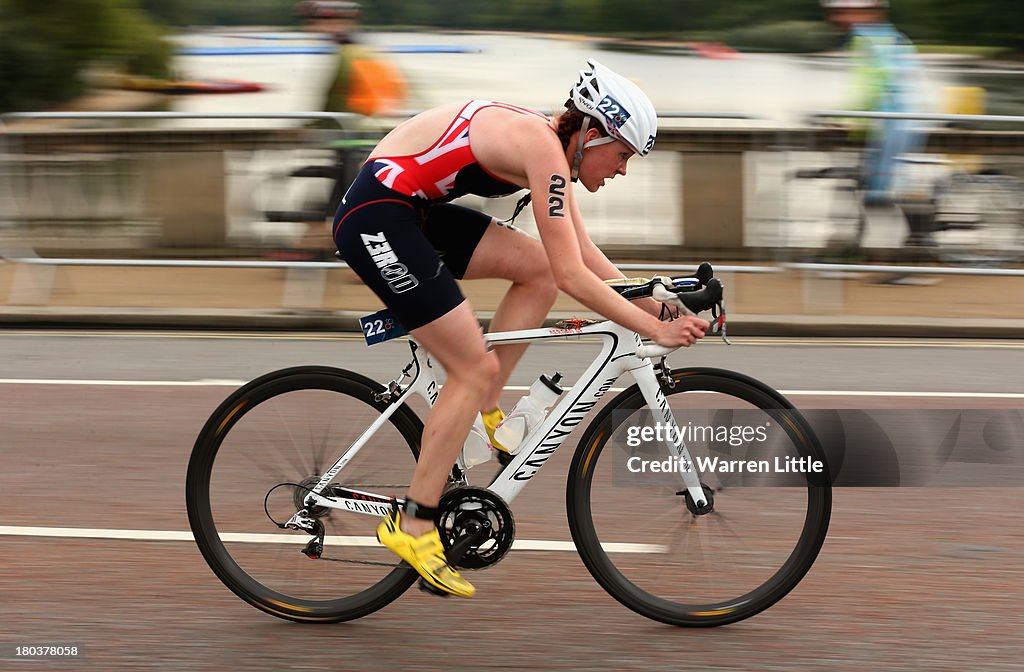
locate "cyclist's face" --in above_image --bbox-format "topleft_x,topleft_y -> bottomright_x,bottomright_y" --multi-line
579,137 -> 634,193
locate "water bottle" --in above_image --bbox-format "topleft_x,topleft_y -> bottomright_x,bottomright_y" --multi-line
494,373 -> 563,454
461,414 -> 493,468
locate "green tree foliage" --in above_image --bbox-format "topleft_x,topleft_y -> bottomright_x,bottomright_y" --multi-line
136,0 -> 193,25
136,0 -> 297,26
2,0 -> 1016,113
361,0 -> 1023,49
126,0 -> 1024,49
892,0 -> 1021,49
0,0 -> 173,112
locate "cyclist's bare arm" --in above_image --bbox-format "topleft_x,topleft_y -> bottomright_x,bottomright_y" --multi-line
566,190 -> 664,318
473,113 -> 706,347
520,139 -> 706,347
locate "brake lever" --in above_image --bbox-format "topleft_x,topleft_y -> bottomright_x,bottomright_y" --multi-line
711,300 -> 732,345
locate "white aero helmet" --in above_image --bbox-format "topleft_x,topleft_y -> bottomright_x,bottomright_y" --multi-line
568,58 -> 657,179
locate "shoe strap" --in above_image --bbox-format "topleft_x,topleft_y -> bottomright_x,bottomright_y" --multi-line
402,497 -> 439,521
410,528 -> 446,556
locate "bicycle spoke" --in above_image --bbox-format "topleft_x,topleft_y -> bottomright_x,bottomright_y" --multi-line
272,398 -> 313,477
311,415 -> 343,474
248,419 -> 308,481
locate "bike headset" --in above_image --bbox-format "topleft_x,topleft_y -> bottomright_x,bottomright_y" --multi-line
567,58 -> 658,182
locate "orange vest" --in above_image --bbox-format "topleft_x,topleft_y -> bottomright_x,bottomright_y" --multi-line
346,57 -> 406,116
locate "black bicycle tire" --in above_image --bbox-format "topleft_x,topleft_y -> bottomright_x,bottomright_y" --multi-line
185,366 -> 422,623
566,367 -> 832,627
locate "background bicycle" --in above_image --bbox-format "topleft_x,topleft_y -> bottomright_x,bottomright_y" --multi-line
789,158 -> 1024,263
790,111 -> 1024,263
233,131 -> 378,259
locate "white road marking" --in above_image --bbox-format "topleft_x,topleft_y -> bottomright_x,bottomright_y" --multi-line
781,390 -> 1024,398
0,379 -> 1021,398
0,525 -> 664,554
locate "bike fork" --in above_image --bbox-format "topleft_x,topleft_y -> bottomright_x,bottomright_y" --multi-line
630,364 -> 710,510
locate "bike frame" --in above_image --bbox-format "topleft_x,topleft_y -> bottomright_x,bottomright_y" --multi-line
301,319 -> 709,518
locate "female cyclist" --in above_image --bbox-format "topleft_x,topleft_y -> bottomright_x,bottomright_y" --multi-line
333,58 -> 709,598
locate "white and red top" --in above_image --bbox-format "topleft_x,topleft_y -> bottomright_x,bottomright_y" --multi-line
369,100 -> 548,202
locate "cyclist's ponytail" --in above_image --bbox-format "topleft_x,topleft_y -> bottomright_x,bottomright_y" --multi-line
555,101 -> 608,152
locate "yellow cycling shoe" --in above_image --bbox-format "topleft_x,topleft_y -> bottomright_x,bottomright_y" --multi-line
482,407 -> 509,454
376,506 -> 475,599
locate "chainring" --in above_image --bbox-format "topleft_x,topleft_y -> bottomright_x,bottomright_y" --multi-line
437,486 -> 515,570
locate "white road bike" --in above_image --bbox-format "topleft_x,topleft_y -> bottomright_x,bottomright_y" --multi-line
186,264 -> 831,627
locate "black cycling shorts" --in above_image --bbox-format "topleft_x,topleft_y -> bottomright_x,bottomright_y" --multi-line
333,161 -> 493,331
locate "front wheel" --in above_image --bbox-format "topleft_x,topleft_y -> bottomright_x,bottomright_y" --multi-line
186,366 -> 423,623
567,368 -> 831,627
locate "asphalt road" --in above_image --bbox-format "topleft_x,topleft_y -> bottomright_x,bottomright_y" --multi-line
1,331 -> 1022,671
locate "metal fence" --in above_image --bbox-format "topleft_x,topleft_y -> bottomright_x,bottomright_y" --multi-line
0,112 -> 361,255
2,110 -> 1023,317
3,110 -> 1023,255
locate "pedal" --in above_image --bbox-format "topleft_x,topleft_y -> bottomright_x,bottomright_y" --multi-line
417,578 -> 450,598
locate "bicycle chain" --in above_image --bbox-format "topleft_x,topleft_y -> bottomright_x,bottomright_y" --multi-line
318,556 -> 403,568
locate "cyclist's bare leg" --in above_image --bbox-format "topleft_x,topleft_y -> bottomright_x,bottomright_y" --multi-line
463,220 -> 558,411
403,300 -> 500,536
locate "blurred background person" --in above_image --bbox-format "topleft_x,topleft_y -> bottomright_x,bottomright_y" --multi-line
822,0 -> 934,247
291,1 -> 407,258
295,0 -> 406,117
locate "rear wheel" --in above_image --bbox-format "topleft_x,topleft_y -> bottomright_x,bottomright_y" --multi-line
567,368 -> 831,627
186,367 -> 423,623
